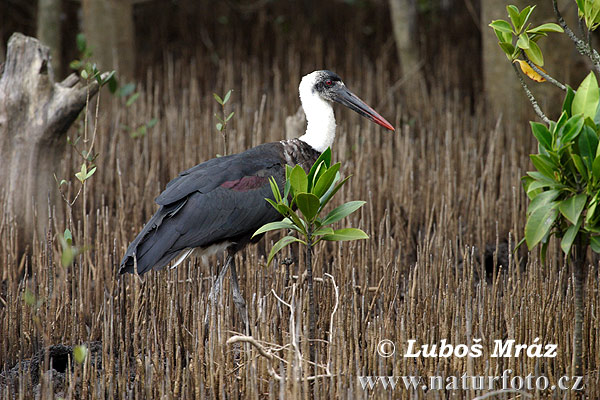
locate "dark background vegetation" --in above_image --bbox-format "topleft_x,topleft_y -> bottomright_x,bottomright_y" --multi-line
1,0 -> 599,398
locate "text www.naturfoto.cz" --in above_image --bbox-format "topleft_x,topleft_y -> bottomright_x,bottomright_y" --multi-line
357,370 -> 584,392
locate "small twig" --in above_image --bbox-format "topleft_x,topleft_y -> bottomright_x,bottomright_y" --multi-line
324,273 -> 339,377
512,63 -> 551,124
521,51 -> 566,91
226,335 -> 282,381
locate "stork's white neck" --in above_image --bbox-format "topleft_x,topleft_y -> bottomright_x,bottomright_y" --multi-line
297,72 -> 336,153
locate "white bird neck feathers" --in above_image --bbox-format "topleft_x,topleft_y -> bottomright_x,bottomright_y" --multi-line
298,71 -> 337,153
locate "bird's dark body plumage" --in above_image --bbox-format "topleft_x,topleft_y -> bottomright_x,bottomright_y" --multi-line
119,138 -> 320,275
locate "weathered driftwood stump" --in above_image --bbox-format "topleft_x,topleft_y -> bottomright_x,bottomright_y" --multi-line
0,33 -> 102,252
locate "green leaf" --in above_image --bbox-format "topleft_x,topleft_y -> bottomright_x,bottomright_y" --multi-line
517,33 -> 530,49
73,345 -> 88,364
559,114 -> 585,144
61,245 -> 74,268
145,118 -> 158,128
499,42 -> 516,57
586,196 -> 598,224
308,161 -> 326,192
289,165 -> 308,194
507,5 -> 522,31
320,175 -> 349,206
223,90 -> 232,104
527,189 -> 560,216
213,93 -> 223,105
558,194 -> 587,224
592,155 -> 600,180
64,229 -> 73,245
226,111 -> 235,122
578,125 -> 599,167
322,201 -> 366,226
267,236 -> 306,265
525,204 -> 558,249
23,289 -> 36,307
313,226 -> 334,237
69,59 -> 81,70
322,228 -> 369,242
308,148 -> 332,181
126,93 -> 140,107
570,152 -> 588,181
80,69 -> 88,79
253,219 -> 297,237
527,23 -> 564,33
494,29 -> 513,45
562,86 -> 575,117
75,163 -> 87,183
268,177 -> 282,202
276,203 -> 307,235
313,163 -> 341,198
489,19 -> 514,33
519,5 -> 535,28
530,154 -> 557,178
85,167 -> 96,180
572,72 -> 600,120
76,33 -> 87,53
526,171 -> 560,186
524,40 -> 543,66
118,83 -> 136,98
591,236 -> 600,253
530,122 -> 552,150
216,122 -> 223,131
561,221 -> 581,255
295,193 -> 321,221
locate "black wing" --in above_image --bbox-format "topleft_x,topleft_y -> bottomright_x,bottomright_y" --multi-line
119,142 -> 287,275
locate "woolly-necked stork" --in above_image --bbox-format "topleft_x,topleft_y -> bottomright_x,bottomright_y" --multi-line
119,70 -> 394,326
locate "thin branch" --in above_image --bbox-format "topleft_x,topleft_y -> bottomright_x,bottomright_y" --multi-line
552,0 -> 600,75
324,273 -> 339,377
512,63 -> 551,125
520,51 -> 567,91
226,335 -> 282,381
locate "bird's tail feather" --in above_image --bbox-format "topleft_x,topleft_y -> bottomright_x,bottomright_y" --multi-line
119,205 -> 181,275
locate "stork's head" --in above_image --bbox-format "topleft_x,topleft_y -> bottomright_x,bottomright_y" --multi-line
299,70 -> 395,132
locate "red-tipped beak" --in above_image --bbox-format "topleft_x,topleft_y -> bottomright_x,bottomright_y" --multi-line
331,86 -> 395,131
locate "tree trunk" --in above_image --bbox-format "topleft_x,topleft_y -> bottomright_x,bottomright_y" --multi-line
388,0 -> 424,86
37,0 -> 62,78
0,33 -> 103,252
81,0 -> 135,79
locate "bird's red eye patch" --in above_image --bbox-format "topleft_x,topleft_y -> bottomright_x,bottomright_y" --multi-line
325,80 -> 333,86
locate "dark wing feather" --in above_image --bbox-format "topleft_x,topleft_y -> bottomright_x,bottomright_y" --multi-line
119,142 -> 287,275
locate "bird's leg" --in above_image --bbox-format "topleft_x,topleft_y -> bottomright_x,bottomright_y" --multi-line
229,256 -> 250,335
203,255 -> 233,340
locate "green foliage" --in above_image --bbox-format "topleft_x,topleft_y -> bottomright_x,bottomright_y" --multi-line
253,148 -> 368,265
524,72 -> 600,256
576,0 -> 600,31
60,228 -> 79,268
73,345 -> 88,364
70,33 -> 117,92
489,5 -> 563,66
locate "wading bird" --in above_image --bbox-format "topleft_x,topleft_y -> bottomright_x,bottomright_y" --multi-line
119,70 -> 394,328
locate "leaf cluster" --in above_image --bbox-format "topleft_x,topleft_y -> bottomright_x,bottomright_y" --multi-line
69,33 -> 117,92
489,5 -> 563,66
253,148 -> 368,265
576,0 -> 600,31
523,72 -> 600,257
214,90 -> 234,132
